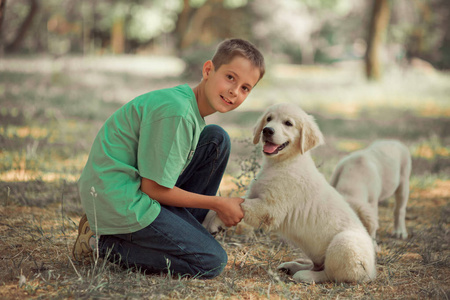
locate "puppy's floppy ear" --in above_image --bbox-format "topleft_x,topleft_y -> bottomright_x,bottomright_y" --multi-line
252,112 -> 267,144
299,114 -> 324,154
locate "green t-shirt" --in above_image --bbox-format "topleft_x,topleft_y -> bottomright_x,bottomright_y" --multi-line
78,84 -> 206,235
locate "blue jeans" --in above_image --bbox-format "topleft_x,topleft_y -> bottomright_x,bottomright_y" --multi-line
99,125 -> 231,279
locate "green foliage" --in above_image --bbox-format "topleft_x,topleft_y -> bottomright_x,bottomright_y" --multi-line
127,1 -> 181,42
3,0 -> 449,69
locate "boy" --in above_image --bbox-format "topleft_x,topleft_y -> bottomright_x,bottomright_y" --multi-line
73,38 -> 265,279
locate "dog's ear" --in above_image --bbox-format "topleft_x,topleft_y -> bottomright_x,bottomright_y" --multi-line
252,112 -> 267,144
299,114 -> 324,154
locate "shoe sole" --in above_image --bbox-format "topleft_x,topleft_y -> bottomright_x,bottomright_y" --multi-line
72,214 -> 94,261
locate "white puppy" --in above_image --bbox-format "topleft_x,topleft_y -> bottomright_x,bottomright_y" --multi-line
203,103 -> 376,283
330,140 -> 412,243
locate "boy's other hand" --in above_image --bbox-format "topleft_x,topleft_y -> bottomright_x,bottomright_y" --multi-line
216,197 -> 244,227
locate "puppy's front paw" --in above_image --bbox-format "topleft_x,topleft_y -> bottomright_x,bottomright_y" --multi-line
393,229 -> 408,240
210,224 -> 226,237
277,260 -> 313,276
202,210 -> 226,236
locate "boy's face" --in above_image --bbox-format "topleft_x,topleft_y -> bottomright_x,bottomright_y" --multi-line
200,56 -> 260,115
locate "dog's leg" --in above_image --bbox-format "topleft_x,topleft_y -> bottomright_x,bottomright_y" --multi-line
324,229 -> 377,283
292,270 -> 329,283
202,210 -> 226,236
393,179 -> 409,239
277,259 -> 314,275
241,197 -> 278,230
350,200 -> 379,240
367,198 -> 381,251
369,200 -> 380,239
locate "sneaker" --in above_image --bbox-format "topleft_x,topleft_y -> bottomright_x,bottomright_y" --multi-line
72,214 -> 96,261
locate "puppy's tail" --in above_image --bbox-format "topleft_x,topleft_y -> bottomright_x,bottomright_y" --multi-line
329,166 -> 342,188
348,200 -> 378,238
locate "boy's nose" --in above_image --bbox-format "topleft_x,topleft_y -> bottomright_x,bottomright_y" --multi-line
228,86 -> 238,96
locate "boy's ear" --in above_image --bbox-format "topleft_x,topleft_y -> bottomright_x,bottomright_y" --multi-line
202,60 -> 214,79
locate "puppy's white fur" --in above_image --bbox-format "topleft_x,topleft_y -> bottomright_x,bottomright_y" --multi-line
203,103 -> 376,283
330,140 -> 412,242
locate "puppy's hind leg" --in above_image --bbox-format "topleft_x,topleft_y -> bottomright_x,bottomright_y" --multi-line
393,179 -> 409,239
292,270 -> 329,283
393,150 -> 411,239
281,259 -> 328,283
277,259 -> 314,275
324,230 -> 376,283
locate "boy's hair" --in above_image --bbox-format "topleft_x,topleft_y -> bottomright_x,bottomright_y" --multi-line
211,38 -> 265,81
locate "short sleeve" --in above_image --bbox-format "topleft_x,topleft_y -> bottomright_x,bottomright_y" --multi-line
137,116 -> 194,188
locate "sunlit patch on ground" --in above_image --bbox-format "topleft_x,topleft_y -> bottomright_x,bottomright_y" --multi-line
410,179 -> 450,199
412,142 -> 450,160
0,148 -> 88,182
335,140 -> 366,152
419,101 -> 450,117
324,102 -> 360,118
0,169 -> 80,182
1,126 -> 50,140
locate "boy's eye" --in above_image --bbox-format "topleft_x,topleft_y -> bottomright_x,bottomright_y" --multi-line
242,86 -> 250,92
226,74 -> 234,80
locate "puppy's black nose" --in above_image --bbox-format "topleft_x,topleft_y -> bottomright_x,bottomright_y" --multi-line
263,127 -> 275,137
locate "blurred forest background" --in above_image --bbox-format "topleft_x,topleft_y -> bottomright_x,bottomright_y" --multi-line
1,0 -> 450,76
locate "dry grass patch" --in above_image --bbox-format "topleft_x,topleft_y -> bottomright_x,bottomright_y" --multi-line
1,178 -> 449,299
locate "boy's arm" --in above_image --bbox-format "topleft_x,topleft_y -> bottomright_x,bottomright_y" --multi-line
141,177 -> 244,227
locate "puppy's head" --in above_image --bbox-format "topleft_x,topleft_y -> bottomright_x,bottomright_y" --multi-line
253,103 -> 324,158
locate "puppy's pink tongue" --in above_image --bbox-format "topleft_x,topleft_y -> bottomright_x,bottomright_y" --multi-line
263,142 -> 279,154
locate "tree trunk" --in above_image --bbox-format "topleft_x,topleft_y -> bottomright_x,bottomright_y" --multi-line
5,0 -> 38,53
175,0 -> 191,43
365,0 -> 391,81
174,0 -> 223,51
0,0 -> 6,55
111,18 -> 125,54
179,3 -> 213,50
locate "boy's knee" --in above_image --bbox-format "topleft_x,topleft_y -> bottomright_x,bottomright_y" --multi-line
198,246 -> 228,279
203,125 -> 230,148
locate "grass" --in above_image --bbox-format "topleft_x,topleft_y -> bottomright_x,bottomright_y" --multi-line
0,55 -> 449,299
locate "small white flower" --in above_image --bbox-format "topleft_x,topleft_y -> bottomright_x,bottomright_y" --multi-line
90,187 -> 97,197
18,275 -> 26,287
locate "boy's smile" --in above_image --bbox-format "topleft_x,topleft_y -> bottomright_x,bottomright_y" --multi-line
195,56 -> 261,117
220,94 -> 232,105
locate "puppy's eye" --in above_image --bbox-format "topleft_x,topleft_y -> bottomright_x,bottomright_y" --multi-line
266,116 -> 272,122
285,121 -> 293,127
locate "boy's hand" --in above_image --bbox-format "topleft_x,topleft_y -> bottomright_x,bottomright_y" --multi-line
141,177 -> 244,227
216,197 -> 245,227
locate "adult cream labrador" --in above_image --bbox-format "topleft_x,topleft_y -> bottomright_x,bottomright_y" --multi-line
330,140 -> 411,243
203,103 -> 376,283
